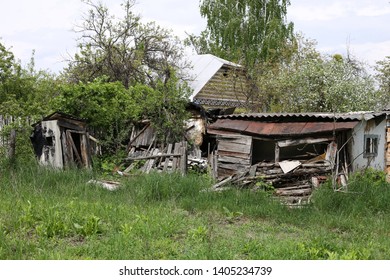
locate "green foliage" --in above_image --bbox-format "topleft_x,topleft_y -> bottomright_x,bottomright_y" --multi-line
312,168 -> 390,216
53,77 -> 132,152
3,166 -> 390,259
222,206 -> 243,223
196,0 -> 294,68
129,71 -> 191,143
253,34 -> 381,112
0,43 -> 59,119
375,56 -> 390,99
255,178 -> 275,192
67,0 -> 187,89
0,124 -> 37,169
53,73 -> 190,154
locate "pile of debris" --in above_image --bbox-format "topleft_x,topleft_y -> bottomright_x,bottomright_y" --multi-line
212,158 -> 334,205
123,141 -> 208,175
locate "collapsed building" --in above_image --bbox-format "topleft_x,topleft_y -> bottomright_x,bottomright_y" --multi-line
207,111 -> 390,203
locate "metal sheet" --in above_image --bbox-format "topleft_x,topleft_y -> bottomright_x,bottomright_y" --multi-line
209,119 -> 250,132
217,112 -> 386,122
208,119 -> 359,136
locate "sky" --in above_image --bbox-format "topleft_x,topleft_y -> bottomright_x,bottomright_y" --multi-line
0,0 -> 389,73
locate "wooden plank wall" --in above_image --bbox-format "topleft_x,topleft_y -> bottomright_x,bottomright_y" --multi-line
217,135 -> 252,178
196,66 -> 249,104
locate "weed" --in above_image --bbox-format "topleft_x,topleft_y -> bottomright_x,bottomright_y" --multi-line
188,226 -> 209,242
2,166 -> 390,259
222,207 -> 243,223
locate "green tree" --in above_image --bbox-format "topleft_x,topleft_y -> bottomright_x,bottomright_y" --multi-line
0,43 -> 58,120
54,71 -> 191,153
252,34 -> 381,112
193,0 -> 294,68
53,77 -> 134,152
66,0 -> 188,89
130,70 -> 191,143
375,56 -> 390,103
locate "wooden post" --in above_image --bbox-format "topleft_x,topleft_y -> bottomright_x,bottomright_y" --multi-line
275,142 -> 280,163
8,129 -> 16,161
172,142 -> 181,172
163,143 -> 173,171
180,141 -> 188,176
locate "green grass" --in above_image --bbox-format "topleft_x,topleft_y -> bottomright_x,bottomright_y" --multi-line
1,165 -> 390,259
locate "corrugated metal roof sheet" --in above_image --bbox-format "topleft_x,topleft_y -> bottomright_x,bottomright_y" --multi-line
208,119 -> 360,136
187,54 -> 243,101
217,111 -> 387,121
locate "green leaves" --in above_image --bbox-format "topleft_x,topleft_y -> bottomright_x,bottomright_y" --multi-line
198,0 -> 294,67
253,35 -> 381,113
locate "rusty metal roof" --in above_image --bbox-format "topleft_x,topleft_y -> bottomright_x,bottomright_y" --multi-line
208,119 -> 359,136
217,111 -> 387,122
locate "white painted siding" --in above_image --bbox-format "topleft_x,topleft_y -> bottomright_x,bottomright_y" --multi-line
351,118 -> 386,171
39,120 -> 63,168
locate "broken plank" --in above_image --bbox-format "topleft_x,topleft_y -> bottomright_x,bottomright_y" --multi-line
125,153 -> 181,161
212,176 -> 234,189
163,143 -> 173,171
277,137 -> 333,148
275,187 -> 312,196
171,143 -> 181,172
218,155 -> 251,165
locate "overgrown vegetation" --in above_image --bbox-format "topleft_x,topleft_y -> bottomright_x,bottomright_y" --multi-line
1,164 -> 390,260
1,0 -> 390,260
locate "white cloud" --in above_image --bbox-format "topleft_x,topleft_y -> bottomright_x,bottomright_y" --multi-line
288,2 -> 350,22
355,5 -> 390,17
289,0 -> 390,22
349,40 -> 390,65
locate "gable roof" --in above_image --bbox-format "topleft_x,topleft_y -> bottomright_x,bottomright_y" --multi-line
187,54 -> 243,101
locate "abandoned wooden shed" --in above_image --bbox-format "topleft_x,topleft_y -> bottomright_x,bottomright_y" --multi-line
187,54 -> 253,109
207,111 -> 390,202
127,102 -> 208,156
30,112 -> 92,169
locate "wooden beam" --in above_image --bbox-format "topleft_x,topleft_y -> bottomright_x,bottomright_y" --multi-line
277,137 -> 334,148
125,153 -> 182,161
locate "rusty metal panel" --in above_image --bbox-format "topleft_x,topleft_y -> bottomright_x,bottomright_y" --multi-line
270,122 -> 307,135
208,119 -> 250,132
246,122 -> 276,135
301,122 -> 358,134
207,128 -> 240,135
217,112 -> 386,122
208,119 -> 359,136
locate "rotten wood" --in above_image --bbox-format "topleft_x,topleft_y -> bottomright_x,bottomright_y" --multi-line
125,153 -> 182,161
163,143 -> 173,172
277,137 -> 334,148
127,123 -> 150,149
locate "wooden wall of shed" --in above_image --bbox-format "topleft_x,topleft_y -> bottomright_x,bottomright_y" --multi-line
196,66 -> 250,105
129,124 -> 156,148
217,134 -> 252,178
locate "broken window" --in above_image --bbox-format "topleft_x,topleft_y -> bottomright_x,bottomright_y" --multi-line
364,134 -> 378,157
46,136 -> 54,146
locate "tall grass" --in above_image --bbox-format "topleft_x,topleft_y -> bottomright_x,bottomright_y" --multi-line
1,165 -> 390,259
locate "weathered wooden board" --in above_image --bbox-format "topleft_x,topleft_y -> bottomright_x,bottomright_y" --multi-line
218,155 -> 251,165
218,150 -> 251,160
218,141 -> 251,154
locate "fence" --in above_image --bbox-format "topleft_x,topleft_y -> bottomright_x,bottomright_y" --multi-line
0,115 -> 35,160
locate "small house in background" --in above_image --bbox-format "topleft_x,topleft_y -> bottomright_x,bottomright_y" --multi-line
187,54 -> 253,109
30,112 -> 92,169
